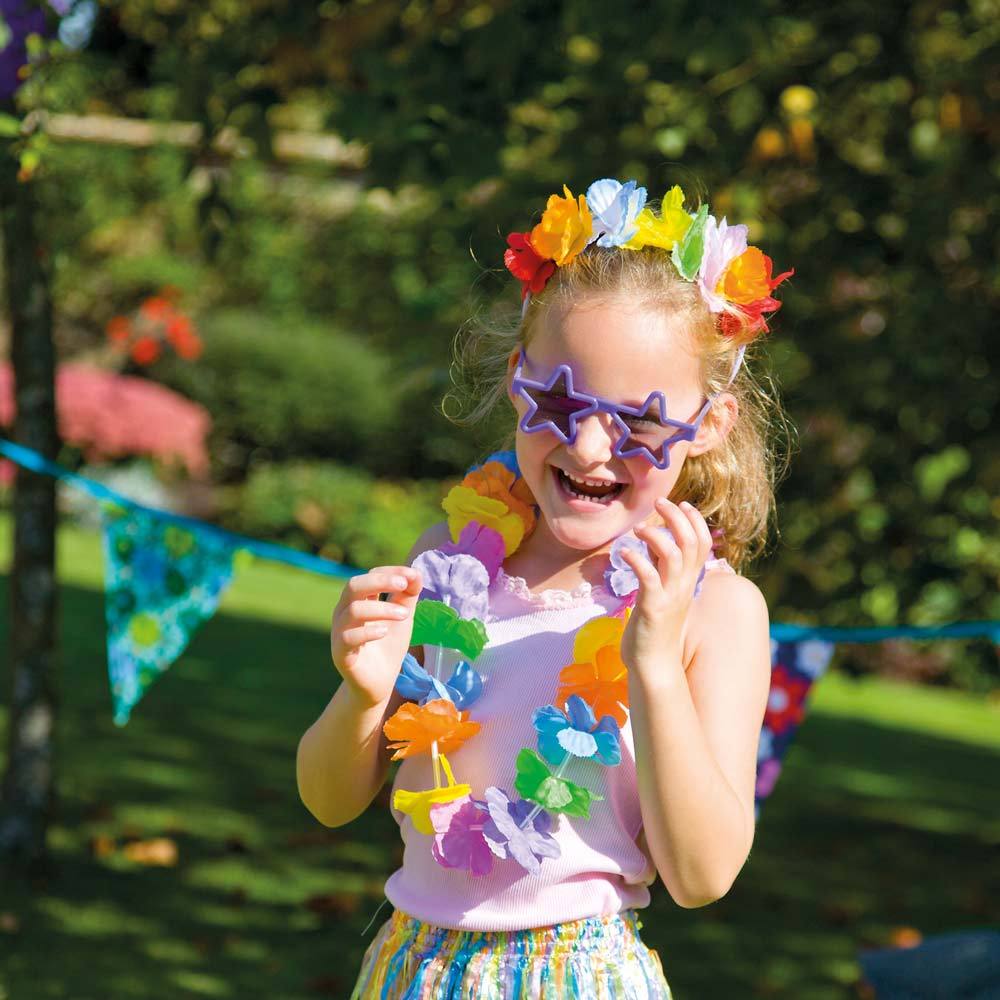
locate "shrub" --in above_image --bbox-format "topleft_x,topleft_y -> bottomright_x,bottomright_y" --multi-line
152,309 -> 398,480
225,460 -> 448,569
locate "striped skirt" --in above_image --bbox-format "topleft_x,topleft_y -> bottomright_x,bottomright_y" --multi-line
349,907 -> 673,999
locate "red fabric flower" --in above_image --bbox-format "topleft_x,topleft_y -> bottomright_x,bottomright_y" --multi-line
504,232 -> 556,301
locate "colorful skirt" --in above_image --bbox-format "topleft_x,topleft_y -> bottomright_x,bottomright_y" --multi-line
349,906 -> 673,999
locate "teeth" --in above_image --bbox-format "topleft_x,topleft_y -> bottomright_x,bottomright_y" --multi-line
565,472 -> 619,487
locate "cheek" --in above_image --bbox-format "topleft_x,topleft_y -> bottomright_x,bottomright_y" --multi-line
622,461 -> 681,515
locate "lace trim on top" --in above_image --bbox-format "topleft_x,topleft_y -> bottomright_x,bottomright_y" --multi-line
495,556 -> 735,611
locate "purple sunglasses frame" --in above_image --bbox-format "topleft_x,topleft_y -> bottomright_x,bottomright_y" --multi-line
511,346 -> 745,470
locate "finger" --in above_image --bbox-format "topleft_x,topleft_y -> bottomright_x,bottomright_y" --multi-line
654,499 -> 698,572
346,599 -> 411,624
346,567 -> 418,600
341,621 -> 390,647
636,523 -> 682,586
678,500 -> 713,559
620,546 -> 661,593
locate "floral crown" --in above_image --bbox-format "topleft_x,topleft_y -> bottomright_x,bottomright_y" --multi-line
504,178 -> 794,338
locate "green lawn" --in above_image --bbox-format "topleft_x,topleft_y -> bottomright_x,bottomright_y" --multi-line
1,512 -> 998,999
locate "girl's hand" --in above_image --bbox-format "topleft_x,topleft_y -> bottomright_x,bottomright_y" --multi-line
330,566 -> 423,708
619,498 -> 714,675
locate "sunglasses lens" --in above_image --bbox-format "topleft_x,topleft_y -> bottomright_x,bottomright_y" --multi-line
530,391 -> 592,438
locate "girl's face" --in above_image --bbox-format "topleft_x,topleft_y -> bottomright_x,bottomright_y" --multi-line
507,298 -> 730,556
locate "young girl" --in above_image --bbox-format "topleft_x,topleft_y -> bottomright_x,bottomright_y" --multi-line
297,177 -> 791,998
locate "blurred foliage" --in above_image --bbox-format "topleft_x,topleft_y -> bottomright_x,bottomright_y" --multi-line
2,0 -> 998,687
224,459 -> 449,569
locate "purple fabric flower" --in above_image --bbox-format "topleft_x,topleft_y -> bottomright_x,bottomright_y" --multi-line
394,652 -> 483,709
429,795 -> 495,876
438,522 -> 506,584
533,695 -> 621,767
605,530 -> 708,598
412,549 -> 489,620
586,178 -> 648,248
0,0 -> 48,101
481,787 -> 560,874
698,215 -> 749,312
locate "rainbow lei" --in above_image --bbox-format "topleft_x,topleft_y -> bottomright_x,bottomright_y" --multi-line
504,179 -> 794,337
383,455 -> 633,877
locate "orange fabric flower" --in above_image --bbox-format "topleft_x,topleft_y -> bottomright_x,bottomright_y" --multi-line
717,247 -> 794,305
383,698 -> 481,760
557,644 -> 630,727
461,462 -> 536,538
529,186 -> 593,266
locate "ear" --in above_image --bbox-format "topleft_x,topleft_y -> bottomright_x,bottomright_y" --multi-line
687,391 -> 738,458
504,347 -> 521,406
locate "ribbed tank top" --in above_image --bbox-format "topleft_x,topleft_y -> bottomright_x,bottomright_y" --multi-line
382,557 -> 735,931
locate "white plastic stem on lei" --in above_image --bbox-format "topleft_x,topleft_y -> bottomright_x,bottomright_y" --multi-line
429,596 -> 450,788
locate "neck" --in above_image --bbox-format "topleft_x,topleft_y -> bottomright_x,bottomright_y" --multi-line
503,514 -> 624,593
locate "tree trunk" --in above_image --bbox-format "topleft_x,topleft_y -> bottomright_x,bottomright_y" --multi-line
0,130 -> 59,876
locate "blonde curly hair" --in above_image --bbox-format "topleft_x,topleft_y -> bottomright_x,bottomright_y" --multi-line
443,246 -> 794,572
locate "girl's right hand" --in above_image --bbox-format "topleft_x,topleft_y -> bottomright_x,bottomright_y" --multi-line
330,566 -> 423,708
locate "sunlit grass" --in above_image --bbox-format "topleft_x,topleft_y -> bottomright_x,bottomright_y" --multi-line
1,512 -> 998,999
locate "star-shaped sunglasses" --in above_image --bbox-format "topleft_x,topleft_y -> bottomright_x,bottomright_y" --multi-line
511,346 -> 745,470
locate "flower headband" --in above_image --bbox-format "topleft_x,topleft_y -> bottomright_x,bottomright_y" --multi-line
504,179 -> 794,338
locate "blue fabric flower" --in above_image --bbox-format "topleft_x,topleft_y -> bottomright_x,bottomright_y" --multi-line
481,787 -> 561,874
394,652 -> 484,710
532,695 -> 621,767
468,449 -> 520,477
586,178 -> 648,247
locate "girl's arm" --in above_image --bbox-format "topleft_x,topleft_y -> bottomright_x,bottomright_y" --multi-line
622,499 -> 771,908
296,522 -> 451,828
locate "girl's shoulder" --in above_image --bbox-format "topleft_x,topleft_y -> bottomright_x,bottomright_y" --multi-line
683,562 -> 770,668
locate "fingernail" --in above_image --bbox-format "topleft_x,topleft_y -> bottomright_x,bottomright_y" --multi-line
392,576 -> 407,589
392,606 -> 408,618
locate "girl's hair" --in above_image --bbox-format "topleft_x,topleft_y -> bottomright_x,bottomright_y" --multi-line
443,246 -> 794,572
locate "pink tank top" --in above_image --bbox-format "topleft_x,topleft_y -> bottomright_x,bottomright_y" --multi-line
383,559 -> 734,932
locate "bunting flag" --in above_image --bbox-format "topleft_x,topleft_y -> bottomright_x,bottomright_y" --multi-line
756,639 -> 835,816
100,502 -> 248,725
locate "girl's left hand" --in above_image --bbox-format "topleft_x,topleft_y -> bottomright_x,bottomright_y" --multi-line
618,498 -> 714,676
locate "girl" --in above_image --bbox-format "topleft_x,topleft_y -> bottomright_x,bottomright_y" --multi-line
297,177 -> 791,998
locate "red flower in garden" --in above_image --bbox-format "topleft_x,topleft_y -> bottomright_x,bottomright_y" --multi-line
504,232 -> 556,301
764,664 -> 810,734
107,291 -> 203,364
130,336 -> 161,365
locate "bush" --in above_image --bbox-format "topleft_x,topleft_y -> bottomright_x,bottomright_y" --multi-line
225,460 -> 448,569
152,309 -> 398,480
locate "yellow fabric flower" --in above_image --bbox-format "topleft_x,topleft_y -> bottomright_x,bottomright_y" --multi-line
394,782 -> 471,835
624,186 -> 692,251
572,614 -> 627,664
529,185 -> 593,266
461,461 -> 536,540
442,485 -> 526,555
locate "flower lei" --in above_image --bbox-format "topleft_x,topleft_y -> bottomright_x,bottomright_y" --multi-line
504,178 -> 794,337
383,453 -> 653,877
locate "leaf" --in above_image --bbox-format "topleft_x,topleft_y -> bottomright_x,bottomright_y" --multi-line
671,203 -> 709,280
0,113 -> 21,138
411,599 -> 487,659
513,749 -> 601,819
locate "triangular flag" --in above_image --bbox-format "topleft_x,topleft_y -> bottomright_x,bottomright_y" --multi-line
100,503 -> 247,725
755,639 -> 835,818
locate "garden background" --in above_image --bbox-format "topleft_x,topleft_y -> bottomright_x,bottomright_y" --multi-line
1,1 -> 998,998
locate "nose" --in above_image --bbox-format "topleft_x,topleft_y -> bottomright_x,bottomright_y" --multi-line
568,412 -> 617,465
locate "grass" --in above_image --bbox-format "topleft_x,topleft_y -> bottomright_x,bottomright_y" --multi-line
1,512 -> 998,999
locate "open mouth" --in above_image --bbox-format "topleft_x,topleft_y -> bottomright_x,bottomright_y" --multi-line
554,467 -> 626,505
